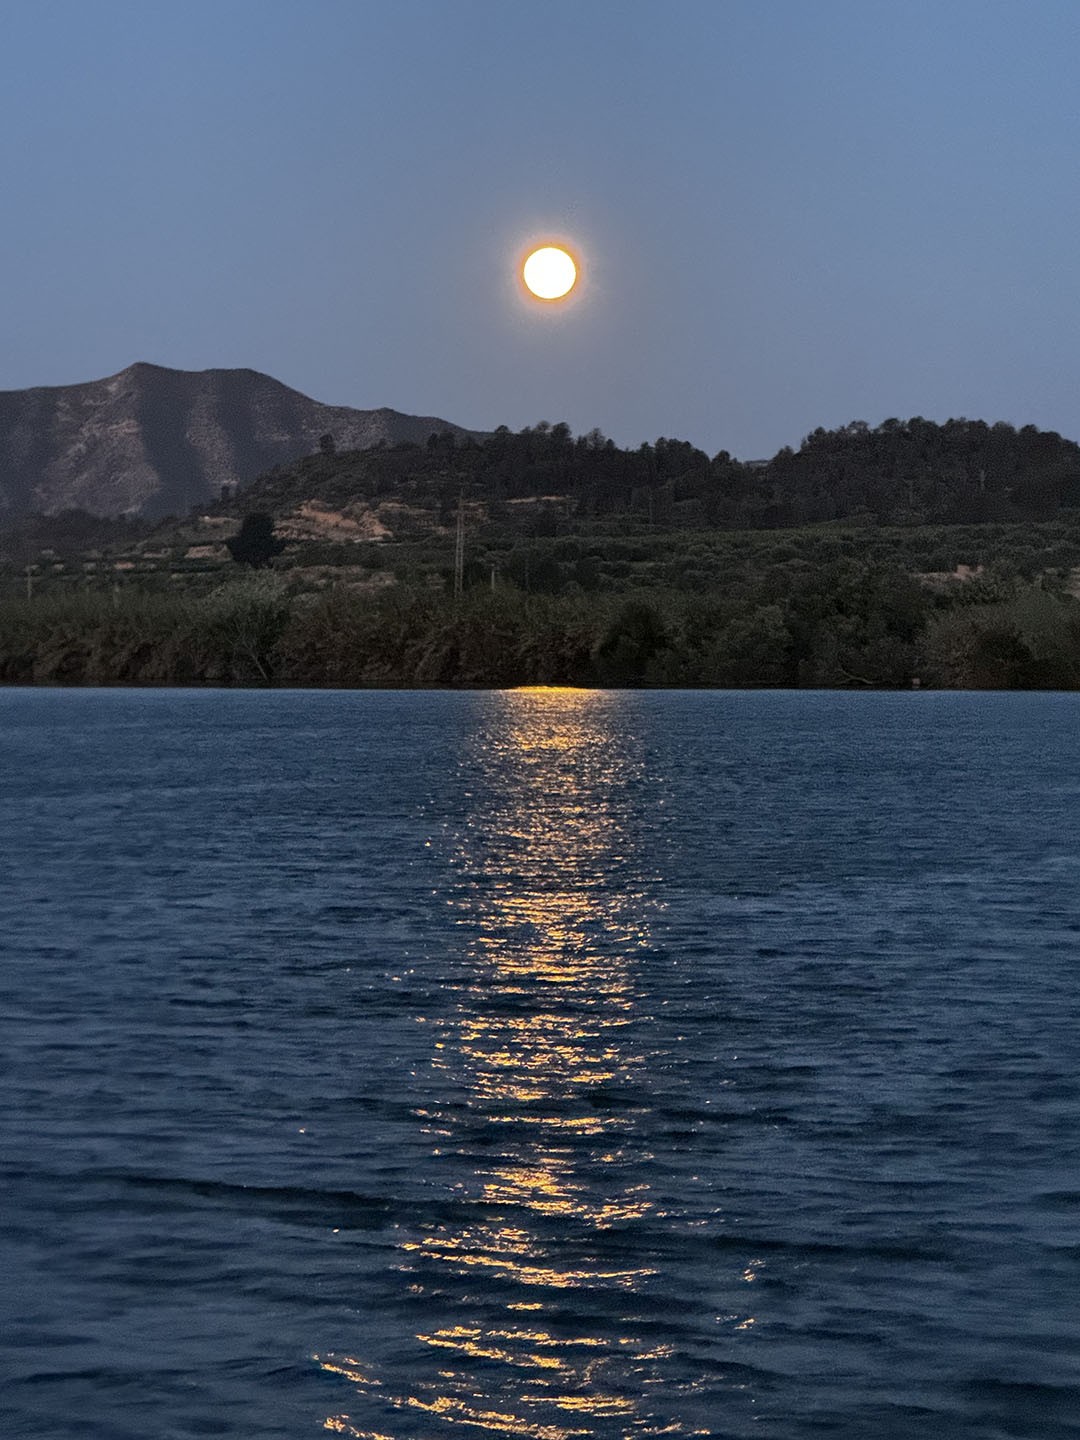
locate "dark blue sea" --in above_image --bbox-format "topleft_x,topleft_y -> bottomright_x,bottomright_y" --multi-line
3,688 -> 1080,1440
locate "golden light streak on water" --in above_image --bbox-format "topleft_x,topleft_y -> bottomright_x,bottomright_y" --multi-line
321,689 -> 687,1435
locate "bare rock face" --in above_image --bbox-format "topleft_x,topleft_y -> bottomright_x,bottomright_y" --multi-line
0,362 -> 478,520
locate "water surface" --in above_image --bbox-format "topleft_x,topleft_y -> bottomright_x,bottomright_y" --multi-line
2,689 -> 1080,1439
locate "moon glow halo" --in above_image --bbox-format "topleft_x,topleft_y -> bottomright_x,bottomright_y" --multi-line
522,245 -> 578,301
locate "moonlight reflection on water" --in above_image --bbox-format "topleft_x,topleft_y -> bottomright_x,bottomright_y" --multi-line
319,688 -> 695,1438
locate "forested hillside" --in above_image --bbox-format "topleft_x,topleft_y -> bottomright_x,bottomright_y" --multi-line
222,414 -> 1080,531
5,414 -> 1080,691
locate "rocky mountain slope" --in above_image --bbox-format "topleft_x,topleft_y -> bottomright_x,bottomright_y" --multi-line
0,362 -> 479,520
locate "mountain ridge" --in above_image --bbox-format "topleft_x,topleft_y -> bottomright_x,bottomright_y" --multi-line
0,362 -> 482,521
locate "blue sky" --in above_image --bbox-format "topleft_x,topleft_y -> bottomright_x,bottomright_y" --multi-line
3,0 -> 1080,457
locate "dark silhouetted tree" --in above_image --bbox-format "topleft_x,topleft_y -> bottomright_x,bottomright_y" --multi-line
226,513 -> 285,568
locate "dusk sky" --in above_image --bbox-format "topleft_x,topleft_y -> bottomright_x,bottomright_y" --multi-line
3,0 -> 1080,459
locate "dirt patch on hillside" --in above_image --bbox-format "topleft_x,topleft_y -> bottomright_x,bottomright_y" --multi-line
278,501 -> 390,543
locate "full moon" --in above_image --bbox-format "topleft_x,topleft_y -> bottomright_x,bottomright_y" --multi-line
522,245 -> 577,301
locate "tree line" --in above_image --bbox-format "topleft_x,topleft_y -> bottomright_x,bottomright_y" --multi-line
5,414 -> 1080,573
3,566 -> 1079,690
220,415 -> 1080,536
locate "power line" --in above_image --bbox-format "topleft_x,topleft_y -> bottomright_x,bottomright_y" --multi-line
453,494 -> 465,598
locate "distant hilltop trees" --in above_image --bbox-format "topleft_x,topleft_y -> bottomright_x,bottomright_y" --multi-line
760,417 -> 1080,527
228,414 -> 1080,533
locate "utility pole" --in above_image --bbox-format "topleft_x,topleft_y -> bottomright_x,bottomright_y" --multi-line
453,494 -> 465,598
